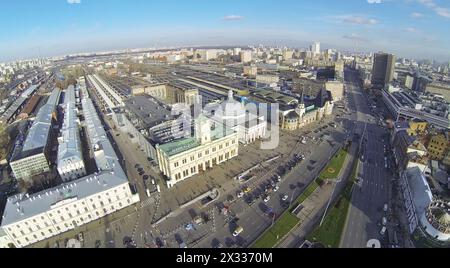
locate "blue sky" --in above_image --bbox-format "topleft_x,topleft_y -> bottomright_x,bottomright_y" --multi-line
0,0 -> 449,62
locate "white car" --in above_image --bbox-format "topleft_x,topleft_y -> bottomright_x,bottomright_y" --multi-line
273,186 -> 279,192
264,196 -> 271,203
383,204 -> 388,212
282,195 -> 289,202
380,226 -> 387,236
382,217 -> 387,226
233,226 -> 244,237
237,191 -> 244,198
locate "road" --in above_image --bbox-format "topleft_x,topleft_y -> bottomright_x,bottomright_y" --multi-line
340,69 -> 394,248
194,136 -> 344,248
192,102 -> 352,248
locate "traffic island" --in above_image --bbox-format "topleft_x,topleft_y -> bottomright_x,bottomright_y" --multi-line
252,211 -> 300,248
318,149 -> 348,181
307,158 -> 359,248
251,148 -> 350,248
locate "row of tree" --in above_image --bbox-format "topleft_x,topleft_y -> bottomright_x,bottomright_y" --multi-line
0,123 -> 10,161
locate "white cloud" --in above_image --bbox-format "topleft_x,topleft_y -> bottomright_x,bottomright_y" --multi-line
67,0 -> 81,4
417,0 -> 450,18
222,15 -> 245,21
342,33 -> 368,42
340,15 -> 378,25
367,0 -> 382,4
435,7 -> 450,18
410,12 -> 424,18
404,27 -> 418,32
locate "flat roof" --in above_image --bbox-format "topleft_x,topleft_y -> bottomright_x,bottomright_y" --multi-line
125,95 -> 173,129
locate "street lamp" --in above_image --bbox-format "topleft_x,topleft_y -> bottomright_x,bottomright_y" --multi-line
320,177 -> 342,227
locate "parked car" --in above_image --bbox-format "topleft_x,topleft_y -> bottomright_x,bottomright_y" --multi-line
273,186 -> 279,192
237,191 -> 244,198
263,196 -> 271,203
233,226 -> 244,237
282,194 -> 289,202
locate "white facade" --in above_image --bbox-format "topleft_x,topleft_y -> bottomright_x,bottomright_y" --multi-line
310,42 -> 321,56
0,182 -> 137,248
10,153 -> 50,181
205,91 -> 267,144
156,117 -> 239,188
0,79 -> 140,248
86,74 -> 125,109
399,166 -> 433,234
420,200 -> 450,241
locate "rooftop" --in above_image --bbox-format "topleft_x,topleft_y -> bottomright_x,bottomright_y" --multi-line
125,95 -> 173,129
57,86 -> 83,169
21,89 -> 61,152
405,166 -> 433,217
1,85 -> 128,227
158,118 -> 235,157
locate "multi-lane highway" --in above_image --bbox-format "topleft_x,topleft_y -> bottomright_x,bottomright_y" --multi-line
340,69 -> 394,248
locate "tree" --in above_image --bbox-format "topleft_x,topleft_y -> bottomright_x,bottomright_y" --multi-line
0,123 -> 10,160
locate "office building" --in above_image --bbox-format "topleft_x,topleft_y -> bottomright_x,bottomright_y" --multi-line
371,52 -> 396,88
404,74 -> 414,90
310,42 -> 321,57
9,89 -> 61,181
239,51 -> 252,63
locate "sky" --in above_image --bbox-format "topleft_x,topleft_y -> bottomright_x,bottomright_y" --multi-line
0,0 -> 449,62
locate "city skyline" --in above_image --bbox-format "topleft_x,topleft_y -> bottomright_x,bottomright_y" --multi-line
1,0 -> 450,62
